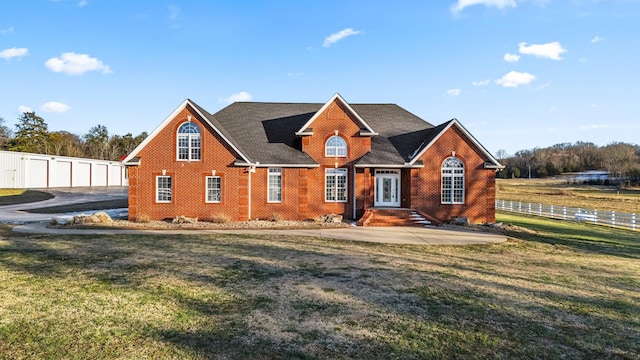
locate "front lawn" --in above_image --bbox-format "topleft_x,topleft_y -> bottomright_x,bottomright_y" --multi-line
0,216 -> 638,359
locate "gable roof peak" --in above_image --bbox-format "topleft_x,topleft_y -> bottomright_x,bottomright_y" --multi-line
295,93 -> 379,136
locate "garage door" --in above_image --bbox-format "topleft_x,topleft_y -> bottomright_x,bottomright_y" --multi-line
56,161 -> 72,187
93,164 -> 108,186
109,165 -> 122,186
75,162 -> 91,187
28,159 -> 48,188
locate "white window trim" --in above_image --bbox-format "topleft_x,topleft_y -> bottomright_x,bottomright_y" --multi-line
267,168 -> 282,203
156,175 -> 172,203
177,122 -> 202,162
325,135 -> 347,158
441,157 -> 465,204
325,168 -> 348,202
205,175 -> 222,203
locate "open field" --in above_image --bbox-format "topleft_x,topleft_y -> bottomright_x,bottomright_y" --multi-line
1,216 -> 638,359
497,178 -> 640,214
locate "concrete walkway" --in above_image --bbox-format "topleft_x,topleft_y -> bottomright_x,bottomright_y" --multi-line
4,187 -> 507,245
12,222 -> 507,245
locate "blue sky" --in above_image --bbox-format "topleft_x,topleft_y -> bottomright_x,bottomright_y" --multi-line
1,0 -> 639,155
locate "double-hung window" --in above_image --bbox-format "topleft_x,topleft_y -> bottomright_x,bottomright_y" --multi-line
325,168 -> 347,202
177,122 -> 201,161
268,168 -> 282,203
325,135 -> 347,157
156,175 -> 172,203
441,157 -> 464,204
206,176 -> 221,203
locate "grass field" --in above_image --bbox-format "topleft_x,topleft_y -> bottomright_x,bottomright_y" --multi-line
1,215 -> 638,359
497,178 -> 640,214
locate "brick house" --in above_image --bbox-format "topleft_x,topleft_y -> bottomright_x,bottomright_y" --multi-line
123,93 -> 503,225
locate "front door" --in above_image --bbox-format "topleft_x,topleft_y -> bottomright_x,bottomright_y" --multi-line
374,170 -> 400,207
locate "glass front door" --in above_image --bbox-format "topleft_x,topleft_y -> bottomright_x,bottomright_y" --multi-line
374,170 -> 400,207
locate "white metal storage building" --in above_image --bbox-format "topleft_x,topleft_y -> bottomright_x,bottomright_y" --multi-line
0,150 -> 127,188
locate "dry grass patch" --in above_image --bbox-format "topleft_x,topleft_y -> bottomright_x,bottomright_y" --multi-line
1,219 -> 638,359
497,178 -> 640,214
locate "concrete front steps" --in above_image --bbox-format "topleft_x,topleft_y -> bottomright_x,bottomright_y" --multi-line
357,208 -> 441,227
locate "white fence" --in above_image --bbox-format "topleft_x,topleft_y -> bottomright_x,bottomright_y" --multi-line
496,200 -> 637,232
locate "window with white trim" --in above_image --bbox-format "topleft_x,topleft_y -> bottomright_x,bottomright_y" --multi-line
156,176 -> 172,203
325,168 -> 347,202
325,135 -> 347,157
206,176 -> 221,203
268,168 -> 282,203
177,122 -> 201,161
441,157 -> 464,204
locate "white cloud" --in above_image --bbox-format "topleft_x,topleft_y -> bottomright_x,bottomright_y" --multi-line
518,41 -> 567,60
495,71 -> 536,87
591,36 -> 603,44
18,105 -> 33,113
168,5 -> 180,21
472,79 -> 490,86
0,26 -> 14,34
78,0 -> 87,7
45,52 -> 112,75
503,53 -> 520,62
579,57 -> 588,63
447,88 -> 461,96
451,0 -> 516,13
580,124 -> 607,130
41,101 -> 71,113
222,91 -> 252,104
323,28 -> 362,48
0,47 -> 28,59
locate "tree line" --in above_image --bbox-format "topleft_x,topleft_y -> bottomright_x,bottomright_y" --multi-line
496,141 -> 640,183
0,112 -> 147,161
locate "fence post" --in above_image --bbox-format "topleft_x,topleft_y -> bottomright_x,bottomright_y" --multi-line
528,203 -> 531,214
550,205 -> 554,219
563,206 -> 566,220
518,201 -> 522,213
633,214 -> 636,231
509,201 -> 513,212
612,211 -> 615,228
538,203 -> 542,216
594,209 -> 598,224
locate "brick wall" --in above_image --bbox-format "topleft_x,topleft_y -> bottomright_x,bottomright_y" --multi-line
408,125 -> 497,224
128,105 -> 248,221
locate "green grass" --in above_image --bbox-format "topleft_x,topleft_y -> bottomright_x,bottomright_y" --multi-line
1,218 -> 639,359
0,189 -> 54,205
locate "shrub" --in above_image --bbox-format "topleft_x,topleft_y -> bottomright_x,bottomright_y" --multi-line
136,213 -> 151,223
209,213 -> 230,224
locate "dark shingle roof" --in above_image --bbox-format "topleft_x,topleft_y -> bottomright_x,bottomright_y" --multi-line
203,101 -> 438,166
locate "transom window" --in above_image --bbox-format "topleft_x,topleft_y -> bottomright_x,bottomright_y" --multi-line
206,176 -> 221,203
325,135 -> 347,157
177,122 -> 201,161
325,168 -> 348,202
268,168 -> 282,203
441,157 -> 464,204
156,176 -> 172,203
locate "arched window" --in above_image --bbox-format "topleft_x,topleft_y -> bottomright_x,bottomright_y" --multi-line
325,135 -> 347,157
177,122 -> 201,161
441,157 -> 464,204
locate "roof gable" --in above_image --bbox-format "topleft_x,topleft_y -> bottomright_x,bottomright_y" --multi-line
295,93 -> 378,136
408,119 -> 503,168
122,99 -> 251,164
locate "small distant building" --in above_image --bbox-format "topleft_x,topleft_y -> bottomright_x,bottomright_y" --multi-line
575,170 -> 609,182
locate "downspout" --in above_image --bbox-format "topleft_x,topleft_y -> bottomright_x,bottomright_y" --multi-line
247,163 -> 257,221
352,167 -> 356,220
